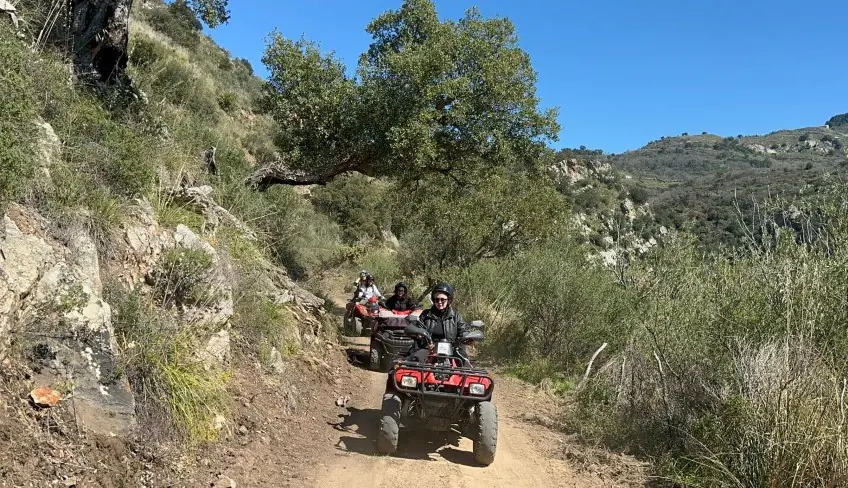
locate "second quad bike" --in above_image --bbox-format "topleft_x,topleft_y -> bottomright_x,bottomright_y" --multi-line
376,319 -> 497,466
368,308 -> 422,372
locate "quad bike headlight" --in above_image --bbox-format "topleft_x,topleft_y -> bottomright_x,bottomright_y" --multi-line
401,376 -> 418,388
468,383 -> 486,396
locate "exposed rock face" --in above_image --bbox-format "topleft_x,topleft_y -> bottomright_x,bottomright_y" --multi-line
199,329 -> 231,370
169,185 -> 258,240
0,206 -> 136,436
0,0 -> 19,28
119,202 -> 234,328
549,158 -> 616,185
550,157 -> 663,268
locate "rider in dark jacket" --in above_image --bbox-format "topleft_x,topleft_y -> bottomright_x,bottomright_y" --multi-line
382,282 -> 420,312
409,283 -> 470,363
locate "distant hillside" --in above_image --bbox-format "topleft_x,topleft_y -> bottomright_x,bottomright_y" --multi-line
601,122 -> 848,251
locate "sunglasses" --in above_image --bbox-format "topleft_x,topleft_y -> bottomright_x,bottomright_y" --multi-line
433,297 -> 449,303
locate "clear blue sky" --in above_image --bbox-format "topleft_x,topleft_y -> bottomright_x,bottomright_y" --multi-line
204,0 -> 848,155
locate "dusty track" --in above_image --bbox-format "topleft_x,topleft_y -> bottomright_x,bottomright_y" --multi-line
313,339 -> 646,488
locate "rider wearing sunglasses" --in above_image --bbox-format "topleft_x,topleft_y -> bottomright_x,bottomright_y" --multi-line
410,282 -> 470,362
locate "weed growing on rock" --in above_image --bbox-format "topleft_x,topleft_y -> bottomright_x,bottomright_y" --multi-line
107,286 -> 229,443
152,248 -> 217,307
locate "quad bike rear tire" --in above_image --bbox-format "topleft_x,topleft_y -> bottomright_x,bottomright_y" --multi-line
377,394 -> 401,454
473,401 -> 498,466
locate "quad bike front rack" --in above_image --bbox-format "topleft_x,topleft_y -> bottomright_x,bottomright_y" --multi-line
391,360 -> 495,401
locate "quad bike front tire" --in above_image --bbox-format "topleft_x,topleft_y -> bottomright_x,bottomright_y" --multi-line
369,343 -> 381,371
473,401 -> 498,466
377,394 -> 401,454
379,351 -> 394,372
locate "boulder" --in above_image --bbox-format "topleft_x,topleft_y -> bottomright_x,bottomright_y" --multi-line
199,329 -> 231,370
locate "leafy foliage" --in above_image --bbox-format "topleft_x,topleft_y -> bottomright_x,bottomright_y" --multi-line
310,173 -> 387,243
826,112 -> 848,128
188,0 -> 231,28
0,27 -> 37,206
393,171 -> 570,279
258,0 -> 559,183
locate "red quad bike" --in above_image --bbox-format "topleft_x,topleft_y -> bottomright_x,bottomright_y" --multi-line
368,308 -> 423,372
344,295 -> 381,336
376,320 -> 498,466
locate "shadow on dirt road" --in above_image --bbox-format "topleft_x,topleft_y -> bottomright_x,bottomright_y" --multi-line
328,403 -> 481,467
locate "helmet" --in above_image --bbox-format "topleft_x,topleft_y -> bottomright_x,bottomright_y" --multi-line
431,282 -> 454,299
394,281 -> 409,293
359,270 -> 370,280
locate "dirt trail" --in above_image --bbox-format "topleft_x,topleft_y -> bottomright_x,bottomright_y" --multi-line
180,289 -> 646,487
314,343 -> 645,488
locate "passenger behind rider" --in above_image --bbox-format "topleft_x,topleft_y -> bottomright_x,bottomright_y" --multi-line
352,270 -> 369,292
353,273 -> 384,301
409,283 -> 470,364
382,282 -> 420,312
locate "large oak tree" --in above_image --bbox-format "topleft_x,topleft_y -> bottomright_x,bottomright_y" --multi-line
250,0 -> 560,188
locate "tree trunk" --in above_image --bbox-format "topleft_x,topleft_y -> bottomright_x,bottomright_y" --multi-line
70,0 -> 133,84
245,155 -> 374,190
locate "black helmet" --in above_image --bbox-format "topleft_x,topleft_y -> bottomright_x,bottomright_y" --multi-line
395,282 -> 409,292
431,282 -> 454,299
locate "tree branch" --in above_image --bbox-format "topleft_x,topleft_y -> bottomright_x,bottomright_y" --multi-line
245,154 -> 373,190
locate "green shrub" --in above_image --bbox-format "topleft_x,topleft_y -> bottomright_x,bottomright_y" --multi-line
235,58 -> 254,75
358,247 -> 401,289
146,57 -> 220,119
0,27 -> 37,205
627,184 -> 650,204
231,292 -> 301,360
256,186 -> 343,280
311,173 -> 387,243
129,37 -> 167,68
145,3 -> 202,50
152,248 -> 217,307
217,92 -> 238,113
826,112 -> 848,128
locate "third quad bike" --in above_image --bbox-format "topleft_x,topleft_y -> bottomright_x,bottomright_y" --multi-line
344,295 -> 381,336
376,319 -> 497,466
368,308 -> 422,372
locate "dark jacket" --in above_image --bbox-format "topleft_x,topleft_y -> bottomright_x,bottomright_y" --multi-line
383,295 -> 420,312
419,307 -> 468,344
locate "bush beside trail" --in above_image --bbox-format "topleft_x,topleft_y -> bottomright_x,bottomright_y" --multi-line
467,185 -> 848,487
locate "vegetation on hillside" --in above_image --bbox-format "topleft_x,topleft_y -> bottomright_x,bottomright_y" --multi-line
565,127 -> 848,252
3,0 -> 848,486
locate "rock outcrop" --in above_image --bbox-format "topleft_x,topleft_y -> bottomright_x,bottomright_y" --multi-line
0,205 -> 136,436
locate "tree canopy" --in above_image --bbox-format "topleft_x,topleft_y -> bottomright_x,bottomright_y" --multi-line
392,170 -> 571,279
187,0 -> 231,28
250,0 -> 560,188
